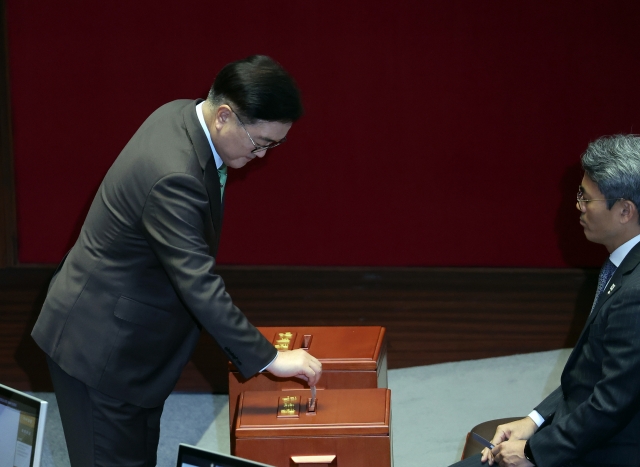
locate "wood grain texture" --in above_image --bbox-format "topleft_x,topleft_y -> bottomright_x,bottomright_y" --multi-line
0,266 -> 598,393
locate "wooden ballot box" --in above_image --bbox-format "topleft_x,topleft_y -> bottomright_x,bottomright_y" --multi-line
234,388 -> 393,467
228,326 -> 388,433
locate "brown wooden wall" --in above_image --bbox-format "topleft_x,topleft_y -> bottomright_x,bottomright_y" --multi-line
1,266 -> 598,394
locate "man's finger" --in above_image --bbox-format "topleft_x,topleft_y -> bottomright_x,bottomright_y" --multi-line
302,366 -> 315,379
480,447 -> 490,462
491,446 -> 502,465
309,362 -> 322,376
304,367 -> 320,386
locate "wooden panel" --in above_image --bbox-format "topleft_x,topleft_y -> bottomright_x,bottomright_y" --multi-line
228,326 -> 387,435
0,266 -> 598,393
235,388 -> 391,437
236,435 -> 391,467
235,389 -> 392,467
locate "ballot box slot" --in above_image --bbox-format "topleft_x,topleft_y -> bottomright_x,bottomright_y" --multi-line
276,395 -> 319,419
300,334 -> 312,349
306,397 -> 317,414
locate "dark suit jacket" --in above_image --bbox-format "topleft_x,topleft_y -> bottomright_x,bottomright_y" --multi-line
530,242 -> 640,467
32,99 -> 277,408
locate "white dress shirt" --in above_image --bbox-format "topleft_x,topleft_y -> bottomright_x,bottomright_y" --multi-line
196,102 -> 224,169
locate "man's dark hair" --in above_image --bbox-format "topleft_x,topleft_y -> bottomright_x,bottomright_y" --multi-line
207,55 -> 303,124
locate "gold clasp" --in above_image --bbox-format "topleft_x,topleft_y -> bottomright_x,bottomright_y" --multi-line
277,395 -> 300,418
273,332 -> 297,350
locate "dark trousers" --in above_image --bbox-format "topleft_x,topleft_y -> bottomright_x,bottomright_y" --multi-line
46,356 -> 164,467
447,452 -> 630,467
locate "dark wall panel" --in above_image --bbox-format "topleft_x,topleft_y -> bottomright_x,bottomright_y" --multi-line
0,0 -> 17,268
1,266 -> 598,393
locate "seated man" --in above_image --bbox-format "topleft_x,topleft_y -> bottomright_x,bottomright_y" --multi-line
452,135 -> 640,467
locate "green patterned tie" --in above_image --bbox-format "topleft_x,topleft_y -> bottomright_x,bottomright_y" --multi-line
217,164 -> 227,199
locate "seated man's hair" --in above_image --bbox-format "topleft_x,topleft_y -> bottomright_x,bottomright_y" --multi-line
207,55 -> 304,124
582,134 -> 640,212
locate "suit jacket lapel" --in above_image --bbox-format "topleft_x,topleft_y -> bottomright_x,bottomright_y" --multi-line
183,99 -> 223,253
584,267 -> 622,327
589,242 -> 640,321
565,242 -> 640,371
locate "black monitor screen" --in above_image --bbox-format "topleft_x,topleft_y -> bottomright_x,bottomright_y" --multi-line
176,444 -> 274,467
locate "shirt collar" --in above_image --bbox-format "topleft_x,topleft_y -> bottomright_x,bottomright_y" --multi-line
196,102 -> 224,169
609,233 -> 640,267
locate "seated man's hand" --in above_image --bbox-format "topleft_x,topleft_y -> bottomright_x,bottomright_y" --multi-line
491,440 -> 534,467
481,417 -> 537,465
265,349 -> 322,386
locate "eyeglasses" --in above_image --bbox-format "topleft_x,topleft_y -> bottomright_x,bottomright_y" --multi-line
576,188 -> 623,210
229,106 -> 286,154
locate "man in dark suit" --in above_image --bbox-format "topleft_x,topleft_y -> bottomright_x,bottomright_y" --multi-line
32,55 -> 322,466
452,135 -> 640,467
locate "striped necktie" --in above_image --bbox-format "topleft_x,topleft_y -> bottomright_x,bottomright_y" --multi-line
217,164 -> 227,199
591,259 -> 617,314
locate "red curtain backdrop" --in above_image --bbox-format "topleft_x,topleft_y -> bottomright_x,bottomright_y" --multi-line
7,1 -> 640,267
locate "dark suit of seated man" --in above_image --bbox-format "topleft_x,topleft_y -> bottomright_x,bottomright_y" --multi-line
451,135 -> 640,467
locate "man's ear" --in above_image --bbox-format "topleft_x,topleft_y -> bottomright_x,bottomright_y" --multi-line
619,199 -> 638,225
215,105 -> 232,130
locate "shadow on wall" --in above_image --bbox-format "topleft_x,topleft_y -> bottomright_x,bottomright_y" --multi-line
554,162 -> 607,268
13,271 -> 55,391
555,162 -> 604,348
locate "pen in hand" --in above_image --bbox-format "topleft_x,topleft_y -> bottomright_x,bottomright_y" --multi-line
471,432 -> 495,449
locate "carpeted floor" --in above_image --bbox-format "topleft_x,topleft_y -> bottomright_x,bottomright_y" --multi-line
34,348 -> 571,467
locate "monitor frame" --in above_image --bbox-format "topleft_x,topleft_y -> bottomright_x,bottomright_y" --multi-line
0,383 -> 48,467
177,444 -> 274,467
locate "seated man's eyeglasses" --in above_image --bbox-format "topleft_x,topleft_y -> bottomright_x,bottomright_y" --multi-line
576,188 -> 624,209
229,106 -> 287,154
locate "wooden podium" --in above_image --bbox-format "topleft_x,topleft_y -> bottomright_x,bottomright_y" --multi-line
228,326 -> 388,433
234,388 -> 393,467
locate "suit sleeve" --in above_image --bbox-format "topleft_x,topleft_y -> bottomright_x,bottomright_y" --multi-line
141,172 -> 277,378
534,386 -> 563,422
529,285 -> 640,467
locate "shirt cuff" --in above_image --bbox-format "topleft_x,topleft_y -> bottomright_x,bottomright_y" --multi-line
260,352 -> 279,372
528,410 -> 545,427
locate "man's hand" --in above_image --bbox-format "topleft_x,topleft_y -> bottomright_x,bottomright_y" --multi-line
265,349 -> 322,386
490,440 -> 534,467
481,417 -> 537,465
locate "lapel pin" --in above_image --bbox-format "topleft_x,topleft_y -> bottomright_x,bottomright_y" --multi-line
608,284 -> 616,294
